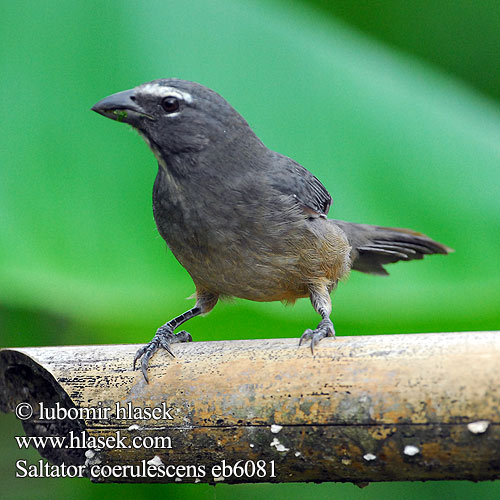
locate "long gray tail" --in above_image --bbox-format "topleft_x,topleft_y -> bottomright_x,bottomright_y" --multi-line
332,219 -> 453,276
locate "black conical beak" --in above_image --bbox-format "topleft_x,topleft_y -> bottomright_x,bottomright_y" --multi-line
92,89 -> 152,124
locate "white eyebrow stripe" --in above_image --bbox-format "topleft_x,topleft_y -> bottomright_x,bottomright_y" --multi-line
139,83 -> 193,103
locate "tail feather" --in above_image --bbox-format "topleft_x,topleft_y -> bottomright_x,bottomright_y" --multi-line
331,219 -> 453,276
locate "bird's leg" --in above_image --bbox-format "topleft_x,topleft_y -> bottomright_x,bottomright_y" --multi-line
134,291 -> 218,382
299,283 -> 335,354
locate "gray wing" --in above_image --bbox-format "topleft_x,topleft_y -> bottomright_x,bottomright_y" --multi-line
270,155 -> 332,217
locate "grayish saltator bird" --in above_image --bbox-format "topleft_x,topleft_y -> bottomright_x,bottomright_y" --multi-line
92,79 -> 452,382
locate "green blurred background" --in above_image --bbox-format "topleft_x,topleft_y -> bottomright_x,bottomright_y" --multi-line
1,0 -> 499,498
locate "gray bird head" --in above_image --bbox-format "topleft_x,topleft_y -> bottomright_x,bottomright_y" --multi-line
92,79 -> 258,158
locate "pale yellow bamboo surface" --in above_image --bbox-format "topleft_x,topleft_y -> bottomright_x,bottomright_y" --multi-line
1,331 -> 499,484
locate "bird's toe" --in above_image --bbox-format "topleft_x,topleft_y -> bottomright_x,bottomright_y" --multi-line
299,328 -> 314,346
170,330 -> 193,343
299,320 -> 335,354
133,328 -> 193,382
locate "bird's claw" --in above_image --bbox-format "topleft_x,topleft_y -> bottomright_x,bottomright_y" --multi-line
133,328 -> 192,383
299,320 -> 335,354
172,330 -> 193,344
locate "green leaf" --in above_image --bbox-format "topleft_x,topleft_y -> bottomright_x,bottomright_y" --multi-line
0,0 -> 498,334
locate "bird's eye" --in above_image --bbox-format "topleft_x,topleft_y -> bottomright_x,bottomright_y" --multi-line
161,96 -> 180,113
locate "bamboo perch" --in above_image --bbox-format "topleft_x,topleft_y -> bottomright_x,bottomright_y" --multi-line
1,331 -> 499,484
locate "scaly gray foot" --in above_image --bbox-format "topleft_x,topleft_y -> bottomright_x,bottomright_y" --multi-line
299,319 -> 335,354
133,327 -> 192,382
